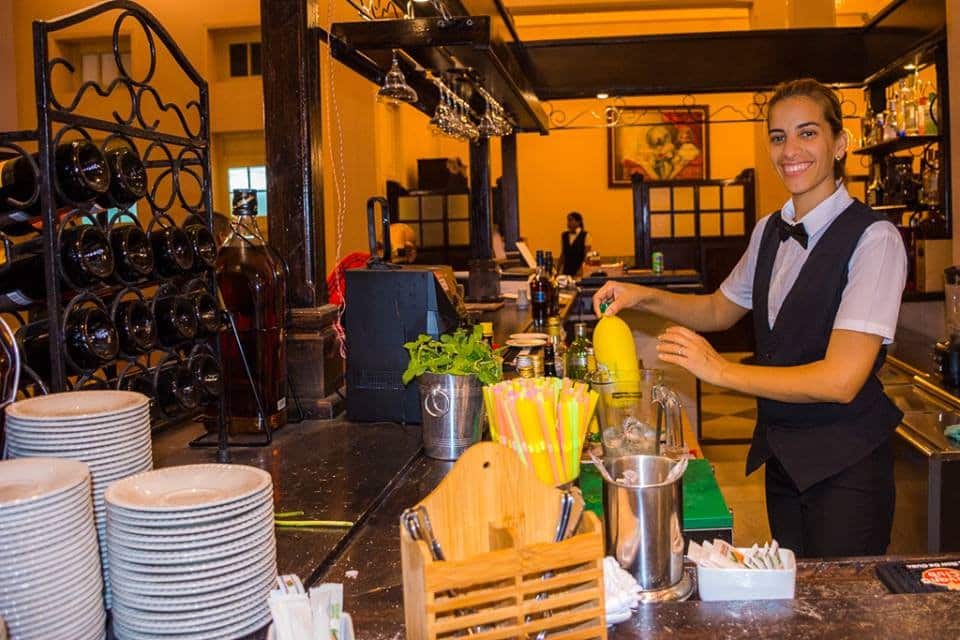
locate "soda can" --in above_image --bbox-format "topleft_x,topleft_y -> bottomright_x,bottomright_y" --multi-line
652,251 -> 664,275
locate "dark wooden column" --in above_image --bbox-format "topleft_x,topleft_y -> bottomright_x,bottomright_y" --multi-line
500,134 -> 520,251
260,0 -> 325,307
632,173 -> 651,268
469,136 -> 493,260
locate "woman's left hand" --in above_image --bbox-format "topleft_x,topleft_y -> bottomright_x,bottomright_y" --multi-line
656,326 -> 728,387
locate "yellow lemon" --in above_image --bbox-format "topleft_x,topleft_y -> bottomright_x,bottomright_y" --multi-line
593,313 -> 639,379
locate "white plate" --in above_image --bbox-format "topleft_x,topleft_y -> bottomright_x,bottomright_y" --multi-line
5,391 -> 149,421
112,608 -> 270,640
108,509 -> 274,550
105,464 -> 271,512
7,422 -> 150,449
506,338 -> 547,347
105,486 -> 272,524
0,458 -> 90,510
111,585 -> 271,630
2,581 -> 104,631
5,417 -> 150,440
107,501 -> 273,540
0,532 -> 98,574
0,487 -> 89,525
110,556 -> 276,599
107,545 -> 274,586
107,525 -> 274,566
509,332 -> 549,341
108,517 -> 272,553
0,551 -> 101,603
111,567 -> 276,613
7,441 -> 151,467
0,514 -> 97,557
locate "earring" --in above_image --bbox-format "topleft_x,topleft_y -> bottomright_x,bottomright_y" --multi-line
835,155 -> 843,160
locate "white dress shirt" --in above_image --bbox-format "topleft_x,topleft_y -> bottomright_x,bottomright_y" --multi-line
720,184 -> 907,344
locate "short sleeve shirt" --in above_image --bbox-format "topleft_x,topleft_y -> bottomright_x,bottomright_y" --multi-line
719,185 -> 907,344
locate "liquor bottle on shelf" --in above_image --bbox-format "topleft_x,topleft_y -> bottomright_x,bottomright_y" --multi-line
543,251 -> 559,317
150,223 -> 194,277
900,78 -> 919,136
529,250 -> 551,327
0,140 -> 111,235
189,349 -> 222,404
565,321 -> 592,382
861,103 -> 874,147
113,297 -> 157,356
109,223 -> 155,282
182,278 -> 222,336
217,189 -> 288,433
22,303 -> 119,375
152,291 -> 198,346
183,218 -> 218,272
543,343 -> 558,378
96,139 -> 147,209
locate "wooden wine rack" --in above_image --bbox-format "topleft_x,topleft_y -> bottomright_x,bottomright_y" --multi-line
0,0 -> 226,433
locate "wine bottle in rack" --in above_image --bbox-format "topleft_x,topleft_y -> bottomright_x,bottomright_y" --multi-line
22,303 -> 120,375
182,279 -> 221,336
0,223 -> 114,310
153,291 -> 198,346
61,224 -> 115,287
155,360 -> 200,415
113,298 -> 157,356
189,350 -> 222,404
110,223 -> 155,282
183,218 -> 218,272
96,140 -> 147,209
0,140 -> 111,235
150,224 -> 194,277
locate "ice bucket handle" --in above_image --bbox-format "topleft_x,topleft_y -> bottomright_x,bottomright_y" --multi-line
424,385 -> 451,418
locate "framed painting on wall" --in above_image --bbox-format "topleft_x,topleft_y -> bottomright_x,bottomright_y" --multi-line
607,106 -> 709,187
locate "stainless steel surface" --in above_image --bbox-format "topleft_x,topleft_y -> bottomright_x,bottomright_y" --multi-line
602,455 -> 685,592
417,372 -> 484,460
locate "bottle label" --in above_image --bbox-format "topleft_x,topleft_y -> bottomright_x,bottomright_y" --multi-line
277,397 -> 287,411
532,291 -> 547,303
3,290 -> 36,307
6,210 -> 31,222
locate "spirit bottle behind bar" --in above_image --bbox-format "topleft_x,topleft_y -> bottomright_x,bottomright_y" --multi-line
530,250 -> 550,327
566,322 -> 592,381
217,189 -> 288,433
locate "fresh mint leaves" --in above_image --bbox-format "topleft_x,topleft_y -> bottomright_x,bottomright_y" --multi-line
402,325 -> 502,385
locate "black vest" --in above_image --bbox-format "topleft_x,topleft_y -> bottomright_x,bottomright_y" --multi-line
561,230 -> 587,276
745,200 -> 903,492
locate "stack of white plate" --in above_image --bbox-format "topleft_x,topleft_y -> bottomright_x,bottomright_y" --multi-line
4,390 -> 153,607
0,458 -> 106,639
105,464 -> 277,639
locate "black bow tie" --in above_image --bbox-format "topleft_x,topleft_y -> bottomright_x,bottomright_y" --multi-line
778,217 -> 808,249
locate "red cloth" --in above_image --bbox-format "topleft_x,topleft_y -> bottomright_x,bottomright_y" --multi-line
326,252 -> 371,306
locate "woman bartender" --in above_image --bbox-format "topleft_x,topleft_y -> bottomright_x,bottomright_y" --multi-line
594,79 -> 907,558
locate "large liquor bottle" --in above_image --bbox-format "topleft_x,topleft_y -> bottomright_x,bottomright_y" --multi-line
217,189 -> 288,433
0,140 -> 110,235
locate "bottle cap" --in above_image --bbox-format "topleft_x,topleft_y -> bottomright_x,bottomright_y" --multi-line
599,301 -> 609,314
232,189 -> 259,216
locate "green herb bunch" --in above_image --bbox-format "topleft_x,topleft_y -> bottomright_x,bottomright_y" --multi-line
402,325 -> 503,385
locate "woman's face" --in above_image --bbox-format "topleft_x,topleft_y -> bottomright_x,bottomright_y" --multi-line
767,95 -> 845,209
567,216 -> 580,232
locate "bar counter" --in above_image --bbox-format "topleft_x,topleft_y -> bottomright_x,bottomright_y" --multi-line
144,302 -> 960,639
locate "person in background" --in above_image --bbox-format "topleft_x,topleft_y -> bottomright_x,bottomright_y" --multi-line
559,211 -> 591,276
594,78 -> 907,559
389,222 -> 417,264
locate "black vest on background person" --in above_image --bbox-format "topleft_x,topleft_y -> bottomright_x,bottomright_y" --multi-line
745,200 -> 903,492
561,230 -> 587,276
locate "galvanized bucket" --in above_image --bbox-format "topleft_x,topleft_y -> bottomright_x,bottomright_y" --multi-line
601,455 -> 685,592
417,372 -> 485,460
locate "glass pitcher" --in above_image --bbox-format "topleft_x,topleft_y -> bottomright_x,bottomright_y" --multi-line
592,370 -> 684,458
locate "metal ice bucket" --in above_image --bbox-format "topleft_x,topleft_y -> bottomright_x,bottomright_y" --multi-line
417,372 -> 485,460
602,455 -> 684,592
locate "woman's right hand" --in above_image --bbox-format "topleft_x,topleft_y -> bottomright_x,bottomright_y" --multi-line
593,281 -> 651,316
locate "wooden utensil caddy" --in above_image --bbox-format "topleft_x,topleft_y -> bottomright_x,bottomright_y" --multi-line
400,442 -> 607,639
